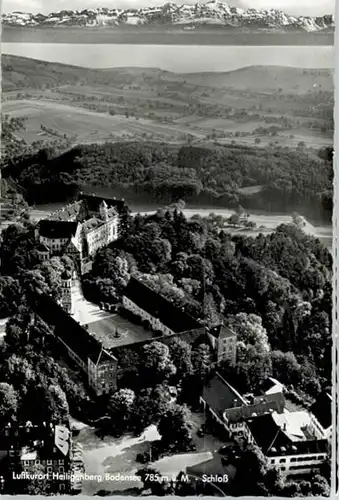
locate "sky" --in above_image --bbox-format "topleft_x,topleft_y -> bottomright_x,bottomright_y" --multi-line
2,0 -> 335,16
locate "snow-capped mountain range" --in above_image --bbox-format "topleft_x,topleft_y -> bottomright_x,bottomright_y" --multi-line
2,2 -> 334,32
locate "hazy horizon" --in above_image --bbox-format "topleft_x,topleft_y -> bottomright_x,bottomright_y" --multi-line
2,43 -> 333,73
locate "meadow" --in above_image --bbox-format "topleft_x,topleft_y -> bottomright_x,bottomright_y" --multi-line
2,55 -> 334,149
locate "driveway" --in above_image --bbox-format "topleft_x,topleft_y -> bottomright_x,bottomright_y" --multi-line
73,421 -> 160,494
71,278 -> 114,326
189,411 -> 227,452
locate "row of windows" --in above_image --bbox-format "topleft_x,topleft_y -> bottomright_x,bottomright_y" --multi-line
290,464 -> 321,471
126,299 -> 173,335
25,466 -> 65,474
275,454 -> 326,465
22,458 -> 64,465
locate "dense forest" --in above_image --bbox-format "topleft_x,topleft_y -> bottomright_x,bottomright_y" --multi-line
2,139 -> 333,222
0,206 -> 332,496
82,209 -> 332,400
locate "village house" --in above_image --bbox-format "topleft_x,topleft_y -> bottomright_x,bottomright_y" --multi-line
0,421 -> 72,494
200,372 -> 285,435
199,372 -> 329,477
243,412 -> 328,476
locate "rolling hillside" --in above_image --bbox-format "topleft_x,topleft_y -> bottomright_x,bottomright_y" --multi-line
2,55 -> 334,93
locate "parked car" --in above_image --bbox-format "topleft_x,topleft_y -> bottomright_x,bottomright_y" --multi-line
197,427 -> 205,437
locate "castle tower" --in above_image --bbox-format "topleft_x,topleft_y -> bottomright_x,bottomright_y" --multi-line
60,270 -> 73,315
99,200 -> 109,222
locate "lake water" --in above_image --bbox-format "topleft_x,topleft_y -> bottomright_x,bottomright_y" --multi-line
2,43 -> 334,72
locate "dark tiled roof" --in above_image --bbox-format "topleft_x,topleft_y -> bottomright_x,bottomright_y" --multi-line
82,217 -> 101,232
310,392 -> 332,430
202,373 -> 247,418
253,392 -> 285,411
36,242 -> 50,253
245,414 -> 328,457
78,192 -> 127,216
226,399 -> 283,423
208,324 -> 236,340
48,201 -> 83,222
110,327 -> 206,360
260,377 -> 284,393
39,220 -> 78,239
32,293 -> 116,365
246,414 -> 291,454
261,378 -> 276,392
61,270 -> 72,280
123,277 -> 202,334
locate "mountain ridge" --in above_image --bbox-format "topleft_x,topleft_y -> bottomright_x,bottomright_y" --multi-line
2,2 -> 334,33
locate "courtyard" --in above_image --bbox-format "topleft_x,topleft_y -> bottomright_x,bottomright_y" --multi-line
71,278 -> 154,349
87,314 -> 154,349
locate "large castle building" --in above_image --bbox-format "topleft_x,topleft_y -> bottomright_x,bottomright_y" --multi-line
32,275 -> 237,397
35,193 -> 126,273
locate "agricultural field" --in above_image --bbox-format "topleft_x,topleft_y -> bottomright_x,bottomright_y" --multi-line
1,99 -> 204,145
2,55 -> 334,149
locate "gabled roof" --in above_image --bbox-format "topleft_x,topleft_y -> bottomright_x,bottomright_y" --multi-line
36,242 -> 50,253
48,201 -> 83,222
226,399 -> 284,423
254,392 -> 285,411
208,324 -> 236,340
261,377 -> 285,395
39,220 -> 78,239
246,413 -> 291,455
61,270 -> 72,280
245,413 -> 328,457
202,372 -> 247,418
310,392 -> 332,430
96,348 -> 116,366
31,293 -> 117,365
123,277 -> 202,334
78,192 -> 127,216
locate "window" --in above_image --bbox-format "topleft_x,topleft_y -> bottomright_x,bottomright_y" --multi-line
47,460 -> 52,465
58,460 -> 64,465
47,467 -> 52,473
281,467 -> 286,471
279,458 -> 286,463
36,459 -> 40,465
59,466 -> 64,473
9,451 -> 14,457
290,458 -> 297,463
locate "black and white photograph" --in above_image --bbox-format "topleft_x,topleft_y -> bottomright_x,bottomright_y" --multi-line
0,0 -> 335,496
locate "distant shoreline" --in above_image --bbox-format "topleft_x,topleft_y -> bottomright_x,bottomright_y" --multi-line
2,27 -> 334,45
